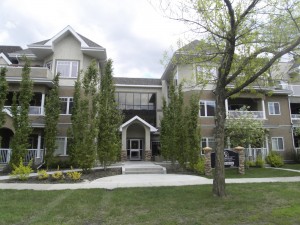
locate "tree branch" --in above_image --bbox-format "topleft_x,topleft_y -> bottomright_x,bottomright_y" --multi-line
226,36 -> 300,97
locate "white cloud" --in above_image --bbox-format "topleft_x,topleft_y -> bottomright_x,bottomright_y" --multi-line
0,0 -> 187,78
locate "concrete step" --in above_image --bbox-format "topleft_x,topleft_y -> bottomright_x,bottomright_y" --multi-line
122,164 -> 167,175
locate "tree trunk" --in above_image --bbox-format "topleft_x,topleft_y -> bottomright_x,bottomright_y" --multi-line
213,88 -> 226,197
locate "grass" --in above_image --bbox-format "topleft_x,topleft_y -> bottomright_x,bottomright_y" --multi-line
224,167 -> 300,178
1,183 -> 300,224
283,163 -> 300,170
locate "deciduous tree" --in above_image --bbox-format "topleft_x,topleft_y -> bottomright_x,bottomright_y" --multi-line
157,0 -> 300,197
70,61 -> 98,172
10,59 -> 33,166
0,67 -> 8,128
97,59 -> 123,170
44,74 -> 60,167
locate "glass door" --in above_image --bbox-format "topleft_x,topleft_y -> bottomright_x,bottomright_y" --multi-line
129,139 -> 142,160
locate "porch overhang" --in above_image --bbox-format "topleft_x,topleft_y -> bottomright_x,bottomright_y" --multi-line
119,115 -> 158,132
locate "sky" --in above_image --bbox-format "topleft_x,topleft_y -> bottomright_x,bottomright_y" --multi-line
0,0 -> 187,78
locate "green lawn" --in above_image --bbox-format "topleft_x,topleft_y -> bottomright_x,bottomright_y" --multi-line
1,183 -> 300,225
224,167 -> 300,178
283,163 -> 300,170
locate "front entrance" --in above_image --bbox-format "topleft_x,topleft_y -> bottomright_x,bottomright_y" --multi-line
127,139 -> 143,160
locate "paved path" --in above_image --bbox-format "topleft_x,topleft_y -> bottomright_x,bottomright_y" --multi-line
0,162 -> 300,191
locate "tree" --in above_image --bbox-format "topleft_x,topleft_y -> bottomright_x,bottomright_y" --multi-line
97,59 -> 123,170
160,80 -> 182,166
225,107 -> 265,149
160,79 -> 200,168
70,60 -> 98,172
0,67 -> 8,128
10,59 -> 33,166
158,0 -> 300,197
183,94 -> 201,167
44,74 -> 60,167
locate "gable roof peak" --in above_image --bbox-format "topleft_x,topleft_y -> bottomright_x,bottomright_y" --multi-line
44,25 -> 89,47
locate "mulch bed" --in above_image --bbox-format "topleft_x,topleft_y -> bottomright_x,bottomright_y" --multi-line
0,168 -> 122,184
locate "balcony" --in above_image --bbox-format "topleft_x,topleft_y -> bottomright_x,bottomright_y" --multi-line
5,66 -> 54,80
0,149 -> 44,164
226,97 -> 266,120
4,106 -> 43,115
4,92 -> 45,116
228,110 -> 264,119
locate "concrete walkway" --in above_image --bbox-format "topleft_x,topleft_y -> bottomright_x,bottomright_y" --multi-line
0,162 -> 300,191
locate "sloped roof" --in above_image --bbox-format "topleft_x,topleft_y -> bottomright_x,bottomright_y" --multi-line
27,26 -> 106,60
77,33 -> 102,48
0,45 -> 22,63
30,33 -> 102,48
119,115 -> 158,132
114,77 -> 161,86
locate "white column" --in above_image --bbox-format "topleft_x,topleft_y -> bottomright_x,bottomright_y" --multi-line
262,99 -> 266,119
37,134 -> 42,158
41,93 -> 45,115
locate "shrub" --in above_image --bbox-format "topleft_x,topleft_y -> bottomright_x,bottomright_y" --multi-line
245,160 -> 256,168
51,171 -> 64,180
255,156 -> 265,168
10,158 -> 33,181
266,152 -> 284,167
192,157 -> 205,175
37,169 -> 49,180
67,170 -> 82,181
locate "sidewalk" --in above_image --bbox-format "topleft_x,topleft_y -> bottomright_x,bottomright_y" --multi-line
1,173 -> 300,191
1,163 -> 300,191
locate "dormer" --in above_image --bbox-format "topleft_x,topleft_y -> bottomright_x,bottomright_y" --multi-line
26,25 -> 106,61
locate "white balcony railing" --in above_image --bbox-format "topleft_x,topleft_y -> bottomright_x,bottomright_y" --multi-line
291,114 -> 300,120
4,106 -> 42,115
0,148 -> 11,164
246,148 -> 268,161
0,149 -> 44,164
228,110 -> 264,119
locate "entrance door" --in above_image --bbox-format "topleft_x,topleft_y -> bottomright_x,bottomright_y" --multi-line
129,139 -> 143,160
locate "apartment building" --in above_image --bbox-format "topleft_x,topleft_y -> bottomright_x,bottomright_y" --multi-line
0,26 -> 106,164
0,27 -> 299,165
161,41 -> 299,161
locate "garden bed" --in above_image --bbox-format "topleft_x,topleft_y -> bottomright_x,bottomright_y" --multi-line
0,167 -> 122,184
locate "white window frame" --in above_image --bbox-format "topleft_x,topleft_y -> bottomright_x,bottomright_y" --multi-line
59,97 -> 73,115
45,61 -> 52,70
54,137 -> 68,156
201,137 -> 215,155
200,100 -> 216,117
56,60 -> 79,78
271,137 -> 284,151
268,102 -> 281,115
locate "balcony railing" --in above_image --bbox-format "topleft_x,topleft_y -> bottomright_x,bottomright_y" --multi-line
246,148 -> 268,161
5,66 -> 53,80
4,106 -> 42,115
0,149 -> 44,164
228,110 -> 264,119
291,114 -> 300,120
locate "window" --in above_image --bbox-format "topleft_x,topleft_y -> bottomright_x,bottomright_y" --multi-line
115,92 -> 156,110
271,137 -> 284,151
60,97 -> 73,115
268,102 -> 280,115
56,61 -> 79,78
54,137 -> 69,155
45,61 -> 52,70
200,100 -> 215,117
201,137 -> 216,154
